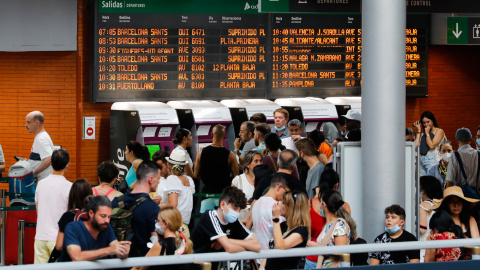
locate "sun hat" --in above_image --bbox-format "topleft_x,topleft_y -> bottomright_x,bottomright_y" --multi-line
165,148 -> 187,165
432,186 -> 480,210
342,109 -> 361,121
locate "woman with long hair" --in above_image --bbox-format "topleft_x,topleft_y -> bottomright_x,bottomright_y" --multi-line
425,209 -> 464,262
265,191 -> 310,270
159,148 -> 195,238
419,176 -> 444,262
307,190 -> 357,268
133,207 -> 193,270
426,141 -> 454,186
172,128 -> 194,178
413,111 -> 446,175
49,179 -> 92,262
232,150 -> 262,201
125,141 -> 150,189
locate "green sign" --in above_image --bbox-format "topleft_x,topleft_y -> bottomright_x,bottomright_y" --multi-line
447,17 -> 468,44
259,0 -> 289,13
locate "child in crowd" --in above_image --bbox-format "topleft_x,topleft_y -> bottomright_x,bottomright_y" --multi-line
370,204 -> 420,265
425,209 -> 463,262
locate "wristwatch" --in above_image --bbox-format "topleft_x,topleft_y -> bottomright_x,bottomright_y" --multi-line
272,218 -> 280,223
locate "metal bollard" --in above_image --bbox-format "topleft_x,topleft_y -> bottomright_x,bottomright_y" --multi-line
334,253 -> 350,267
465,246 -> 480,260
18,220 -> 25,265
1,189 -> 5,266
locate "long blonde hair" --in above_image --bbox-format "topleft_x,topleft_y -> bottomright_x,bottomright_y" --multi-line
158,207 -> 193,254
283,192 -> 311,238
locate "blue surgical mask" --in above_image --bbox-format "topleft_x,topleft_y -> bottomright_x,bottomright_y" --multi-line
155,223 -> 165,235
341,131 -> 347,137
319,206 -> 325,217
476,139 -> 480,147
385,223 -> 401,234
275,125 -> 286,131
223,206 -> 240,223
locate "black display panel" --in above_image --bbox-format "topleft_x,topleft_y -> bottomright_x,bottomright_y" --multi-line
89,0 -> 429,102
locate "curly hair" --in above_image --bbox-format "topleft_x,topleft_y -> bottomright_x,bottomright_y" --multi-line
219,186 -> 247,210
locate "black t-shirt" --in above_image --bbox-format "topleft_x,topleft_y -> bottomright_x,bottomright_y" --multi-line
265,225 -> 309,270
370,230 -> 420,264
150,237 -> 186,270
351,237 -> 368,266
252,172 -> 307,201
200,146 -> 231,193
111,192 -> 160,257
58,211 -> 76,232
191,210 -> 252,254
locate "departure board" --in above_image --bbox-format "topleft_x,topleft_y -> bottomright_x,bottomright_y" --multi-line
90,0 -> 428,102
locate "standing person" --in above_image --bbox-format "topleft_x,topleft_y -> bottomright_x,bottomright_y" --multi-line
476,125 -> 480,150
342,110 -> 361,139
112,161 -> 161,257
252,123 -> 271,154
93,161 -> 122,201
172,128 -> 194,178
424,209 -> 463,262
233,121 -> 257,167
307,130 -> 329,165
194,124 -> 239,194
132,207 -> 193,270
370,205 -> 420,265
153,150 -> 170,205
295,139 -> 325,199
418,176 -> 443,262
0,144 -> 5,176
125,141 -> 150,189
281,119 -> 304,151
232,150 -> 262,201
405,128 -> 416,142
50,179 -> 92,262
25,111 -> 54,182
272,108 -> 290,139
159,149 -> 195,237
190,187 -> 260,269
413,111 -> 446,176
319,122 -> 339,163
265,192 -> 310,270
427,141 -> 454,185
250,113 -> 267,124
60,195 -> 130,262
307,190 -> 356,268
34,148 -> 72,264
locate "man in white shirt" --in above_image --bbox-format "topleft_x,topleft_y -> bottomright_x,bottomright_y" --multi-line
281,119 -> 304,151
34,148 -> 72,264
25,111 -> 54,182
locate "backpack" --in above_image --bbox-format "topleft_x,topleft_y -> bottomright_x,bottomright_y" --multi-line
110,195 -> 149,242
8,160 -> 35,206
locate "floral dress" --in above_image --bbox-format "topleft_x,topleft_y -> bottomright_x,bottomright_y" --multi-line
431,232 -> 461,262
316,219 -> 350,267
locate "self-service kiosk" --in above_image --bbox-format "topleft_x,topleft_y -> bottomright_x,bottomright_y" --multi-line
219,99 -> 249,137
324,97 -> 353,129
221,99 -> 281,132
167,100 -> 234,161
274,98 -> 338,136
110,102 -> 180,178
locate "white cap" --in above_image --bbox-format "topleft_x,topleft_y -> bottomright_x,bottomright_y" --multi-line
342,109 -> 361,121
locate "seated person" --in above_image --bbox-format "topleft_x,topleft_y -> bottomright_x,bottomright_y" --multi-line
60,195 -> 130,262
370,204 -> 420,265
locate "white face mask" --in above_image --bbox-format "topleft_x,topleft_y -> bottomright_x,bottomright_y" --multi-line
441,152 -> 452,162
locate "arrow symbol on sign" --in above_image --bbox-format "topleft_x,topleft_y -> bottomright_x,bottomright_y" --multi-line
452,23 -> 462,38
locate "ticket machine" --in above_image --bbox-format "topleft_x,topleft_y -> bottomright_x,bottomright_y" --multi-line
219,99 -> 249,137
167,100 -> 234,161
324,97 -> 353,129
221,99 -> 281,132
110,102 -> 179,178
274,98 -> 339,136
326,96 -> 361,111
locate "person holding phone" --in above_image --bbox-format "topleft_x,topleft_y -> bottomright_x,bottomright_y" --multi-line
413,111 -> 446,176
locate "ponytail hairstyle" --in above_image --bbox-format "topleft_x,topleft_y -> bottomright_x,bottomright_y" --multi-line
172,128 -> 191,145
170,164 -> 185,176
127,141 -> 150,161
429,209 -> 465,239
158,207 -> 193,254
322,190 -> 357,243
318,168 -> 340,199
283,191 -> 311,238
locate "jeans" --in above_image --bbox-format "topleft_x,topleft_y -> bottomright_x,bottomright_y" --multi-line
420,152 -> 436,176
304,258 -> 317,269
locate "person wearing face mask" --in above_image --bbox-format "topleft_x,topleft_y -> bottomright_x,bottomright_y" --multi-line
190,186 -> 260,269
476,125 -> 480,150
272,108 -> 290,139
132,207 -> 192,270
370,204 -> 420,265
418,176 -> 443,262
427,141 -> 454,185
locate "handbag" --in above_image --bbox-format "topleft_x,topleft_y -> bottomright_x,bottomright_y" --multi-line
113,177 -> 129,194
316,218 -> 350,268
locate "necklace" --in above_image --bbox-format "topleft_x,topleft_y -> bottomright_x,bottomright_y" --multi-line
211,143 -> 223,147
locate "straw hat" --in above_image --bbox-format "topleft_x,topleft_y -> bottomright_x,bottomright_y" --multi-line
432,186 -> 480,210
166,148 -> 187,165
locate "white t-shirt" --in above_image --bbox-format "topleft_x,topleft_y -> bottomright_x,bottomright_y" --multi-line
232,173 -> 255,201
162,175 -> 195,224
0,144 -> 4,163
156,177 -> 168,204
281,137 -> 304,152
176,145 -> 194,170
28,131 -> 54,181
34,174 -> 72,241
252,196 -> 285,250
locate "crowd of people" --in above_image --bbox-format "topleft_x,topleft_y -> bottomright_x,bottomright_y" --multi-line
13,108 -> 480,269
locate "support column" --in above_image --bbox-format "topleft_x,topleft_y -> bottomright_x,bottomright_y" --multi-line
361,0 -> 406,242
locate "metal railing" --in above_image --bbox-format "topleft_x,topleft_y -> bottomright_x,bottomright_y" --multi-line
3,238 -> 480,270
